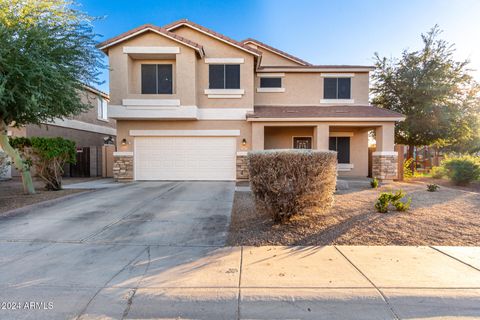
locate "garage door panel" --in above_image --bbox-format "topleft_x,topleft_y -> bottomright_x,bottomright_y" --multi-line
135,136 -> 236,180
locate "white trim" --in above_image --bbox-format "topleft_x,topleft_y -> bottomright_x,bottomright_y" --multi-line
257,73 -> 285,78
113,151 -> 133,157
257,88 -> 285,93
291,136 -> 313,148
321,73 -> 355,78
205,58 -> 244,64
247,117 -> 406,122
122,99 -> 180,106
204,89 -> 245,95
123,46 -> 180,54
236,151 -> 248,156
243,40 -> 309,66
99,28 -> 203,57
45,119 -> 116,135
372,151 -> 398,156
108,105 -> 198,119
338,163 -> 354,171
129,130 -> 240,137
197,108 -> 249,120
329,132 -> 354,137
320,99 -> 355,104
208,94 -> 242,99
166,23 -> 260,57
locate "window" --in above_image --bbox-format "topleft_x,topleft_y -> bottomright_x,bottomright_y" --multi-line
260,77 -> 282,88
97,97 -> 107,120
323,78 -> 351,99
329,137 -> 350,163
209,64 -> 240,89
141,64 -> 173,94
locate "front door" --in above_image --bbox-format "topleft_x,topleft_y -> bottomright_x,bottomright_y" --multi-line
293,137 -> 312,149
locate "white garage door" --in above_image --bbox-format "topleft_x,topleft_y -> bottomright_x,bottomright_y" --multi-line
134,136 -> 236,180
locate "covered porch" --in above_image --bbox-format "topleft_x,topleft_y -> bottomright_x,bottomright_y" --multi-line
251,122 -> 395,178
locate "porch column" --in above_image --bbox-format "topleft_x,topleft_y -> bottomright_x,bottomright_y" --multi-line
251,123 -> 265,150
315,124 -> 329,150
372,123 -> 397,181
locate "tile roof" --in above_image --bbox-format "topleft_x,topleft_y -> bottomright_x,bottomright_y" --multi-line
164,19 -> 262,56
96,24 -> 204,56
242,38 -> 312,66
247,105 -> 405,119
257,65 -> 375,70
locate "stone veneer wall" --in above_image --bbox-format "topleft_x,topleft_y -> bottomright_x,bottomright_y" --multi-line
236,154 -> 249,180
113,155 -> 133,181
372,154 -> 398,180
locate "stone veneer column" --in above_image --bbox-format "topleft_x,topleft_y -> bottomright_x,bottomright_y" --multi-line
372,151 -> 398,181
236,151 -> 249,181
113,152 -> 134,181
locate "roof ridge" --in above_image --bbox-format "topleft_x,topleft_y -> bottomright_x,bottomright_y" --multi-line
96,24 -> 204,55
164,19 -> 262,56
242,38 -> 312,66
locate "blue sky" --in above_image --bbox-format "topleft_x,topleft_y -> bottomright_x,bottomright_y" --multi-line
79,0 -> 480,93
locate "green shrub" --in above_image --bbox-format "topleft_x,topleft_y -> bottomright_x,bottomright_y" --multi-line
430,166 -> 446,179
427,184 -> 440,192
10,137 -> 76,190
442,155 -> 480,185
374,193 -> 390,213
403,158 -> 414,179
248,149 -> 337,223
370,177 -> 379,188
374,190 -> 412,213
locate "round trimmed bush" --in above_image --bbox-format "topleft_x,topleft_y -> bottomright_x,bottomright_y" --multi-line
247,149 -> 337,223
442,155 -> 480,185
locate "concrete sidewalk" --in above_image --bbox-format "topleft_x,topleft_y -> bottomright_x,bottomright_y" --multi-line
0,245 -> 479,319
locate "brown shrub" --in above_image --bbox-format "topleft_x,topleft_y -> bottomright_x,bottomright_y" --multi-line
247,149 -> 337,223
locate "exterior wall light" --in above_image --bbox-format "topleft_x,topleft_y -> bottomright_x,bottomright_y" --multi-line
242,138 -> 247,146
121,138 -> 128,146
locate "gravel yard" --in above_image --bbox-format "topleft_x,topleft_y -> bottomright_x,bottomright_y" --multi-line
0,177 -> 88,214
228,179 -> 480,246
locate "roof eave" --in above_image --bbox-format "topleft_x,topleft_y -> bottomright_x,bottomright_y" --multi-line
246,116 -> 406,122
243,39 -> 312,66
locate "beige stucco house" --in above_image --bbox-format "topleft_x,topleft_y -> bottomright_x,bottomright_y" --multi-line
98,19 -> 404,181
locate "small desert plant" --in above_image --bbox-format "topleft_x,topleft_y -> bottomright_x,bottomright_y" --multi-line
403,158 -> 414,179
374,193 -> 390,213
370,177 -> 379,188
430,166 -> 446,179
374,190 -> 412,213
427,184 -> 440,192
442,155 -> 480,185
248,149 -> 337,223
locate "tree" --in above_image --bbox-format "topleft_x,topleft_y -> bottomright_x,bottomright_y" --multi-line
0,0 -> 104,194
371,25 -> 480,163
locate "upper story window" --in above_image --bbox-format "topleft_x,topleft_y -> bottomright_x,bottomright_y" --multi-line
141,64 -> 173,94
209,64 -> 240,89
324,78 -> 351,99
97,97 -> 108,121
260,77 -> 282,88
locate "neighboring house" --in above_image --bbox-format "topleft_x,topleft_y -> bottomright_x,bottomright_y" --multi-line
6,85 -> 116,178
98,19 -> 404,182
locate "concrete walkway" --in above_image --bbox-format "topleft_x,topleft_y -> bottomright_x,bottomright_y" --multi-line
0,244 -> 479,319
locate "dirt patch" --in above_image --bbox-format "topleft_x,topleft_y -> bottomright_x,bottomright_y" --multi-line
227,180 -> 480,246
0,177 -> 86,214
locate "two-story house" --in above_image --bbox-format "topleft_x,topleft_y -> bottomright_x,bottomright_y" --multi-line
98,19 -> 404,182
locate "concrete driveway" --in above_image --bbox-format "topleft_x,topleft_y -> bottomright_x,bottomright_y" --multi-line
0,181 -> 236,319
1,181 -> 480,319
